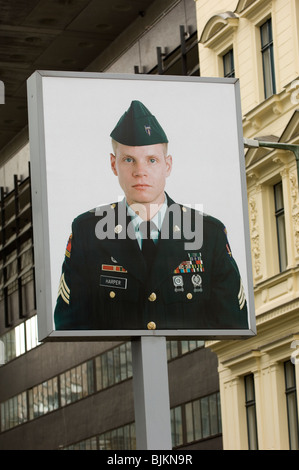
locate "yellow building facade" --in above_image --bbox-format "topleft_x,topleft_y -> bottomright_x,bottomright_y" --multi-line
195,0 -> 299,449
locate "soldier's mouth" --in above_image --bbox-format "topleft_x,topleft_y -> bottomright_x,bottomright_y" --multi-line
132,184 -> 151,189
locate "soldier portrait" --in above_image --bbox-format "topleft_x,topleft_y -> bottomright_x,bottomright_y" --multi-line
53,99 -> 249,332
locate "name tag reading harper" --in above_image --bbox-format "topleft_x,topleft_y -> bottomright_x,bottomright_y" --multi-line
100,275 -> 127,289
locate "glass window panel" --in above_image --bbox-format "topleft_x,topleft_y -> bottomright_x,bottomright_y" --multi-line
188,340 -> 197,351
6,399 -> 12,429
171,408 -> 178,447
166,341 -> 171,360
4,401 -> 9,430
263,48 -> 274,97
277,215 -> 287,271
209,394 -> 218,435
223,50 -> 234,78
60,373 -> 66,406
274,183 -> 284,211
15,323 -> 25,357
245,374 -> 258,449
3,401 -> 7,431
19,391 -> 27,423
48,379 -> 54,412
102,354 -> 108,388
130,423 -> 136,450
171,341 -> 179,359
31,387 -> 37,418
91,437 -> 98,450
111,429 -> 117,449
261,21 -> 270,46
117,427 -> 125,450
201,396 -> 210,438
53,377 -> 59,410
261,19 -> 276,98
245,374 -> 255,402
25,317 -> 33,351
123,423 -> 130,450
8,330 -> 16,361
11,396 -> 17,427
70,367 -> 77,401
0,339 -> 5,365
25,316 -> 40,351
285,361 -> 296,389
217,392 -> 222,433
113,348 -> 121,383
81,363 -> 88,398
247,406 -> 258,449
42,381 -> 48,414
126,342 -> 132,378
181,341 -> 189,355
274,182 -> 288,272
87,360 -> 94,394
120,343 -> 127,381
185,402 -> 194,442
285,361 -> 299,450
107,350 -> 114,386
174,406 -> 183,446
28,389 -> 33,420
193,399 -> 202,440
95,356 -> 102,391
287,393 -> 299,450
65,370 -> 72,404
1,403 -> 5,431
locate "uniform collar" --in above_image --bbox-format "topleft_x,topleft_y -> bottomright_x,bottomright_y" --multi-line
126,194 -> 168,234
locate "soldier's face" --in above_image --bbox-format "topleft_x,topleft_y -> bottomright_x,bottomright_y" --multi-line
110,143 -> 172,207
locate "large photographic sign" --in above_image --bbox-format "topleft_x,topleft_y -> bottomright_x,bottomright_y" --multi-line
27,71 -> 256,341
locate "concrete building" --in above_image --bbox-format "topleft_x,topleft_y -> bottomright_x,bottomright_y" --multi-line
0,0 -> 222,450
195,0 -> 299,450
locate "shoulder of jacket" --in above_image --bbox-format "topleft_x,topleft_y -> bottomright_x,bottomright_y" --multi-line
178,204 -> 224,229
203,213 -> 225,231
73,202 -> 118,226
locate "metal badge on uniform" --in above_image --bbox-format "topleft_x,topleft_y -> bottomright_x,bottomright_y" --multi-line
191,274 -> 202,292
173,275 -> 184,292
144,125 -> 151,136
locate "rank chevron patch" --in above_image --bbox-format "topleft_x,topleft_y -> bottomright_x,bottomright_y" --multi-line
57,273 -> 70,305
238,280 -> 246,310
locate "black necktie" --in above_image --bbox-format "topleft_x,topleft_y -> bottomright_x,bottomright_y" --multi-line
139,221 -> 157,271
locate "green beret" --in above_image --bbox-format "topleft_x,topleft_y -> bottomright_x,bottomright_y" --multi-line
110,100 -> 168,146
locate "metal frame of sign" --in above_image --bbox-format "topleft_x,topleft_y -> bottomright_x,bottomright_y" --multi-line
27,71 -> 256,342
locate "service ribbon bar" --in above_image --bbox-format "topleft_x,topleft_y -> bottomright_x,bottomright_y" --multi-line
102,264 -> 128,273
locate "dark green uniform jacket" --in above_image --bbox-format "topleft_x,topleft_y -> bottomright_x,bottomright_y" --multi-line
54,195 -> 248,331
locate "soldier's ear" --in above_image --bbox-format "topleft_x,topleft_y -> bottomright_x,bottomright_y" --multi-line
110,153 -> 118,176
165,154 -> 172,177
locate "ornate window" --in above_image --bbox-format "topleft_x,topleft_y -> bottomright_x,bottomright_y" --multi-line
260,18 -> 276,99
274,182 -> 287,272
284,361 -> 299,450
245,374 -> 258,449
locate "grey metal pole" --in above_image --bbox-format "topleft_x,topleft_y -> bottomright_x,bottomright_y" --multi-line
244,138 -> 299,188
131,336 -> 172,450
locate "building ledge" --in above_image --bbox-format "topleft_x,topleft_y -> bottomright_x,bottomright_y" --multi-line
199,12 -> 239,49
235,0 -> 272,20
